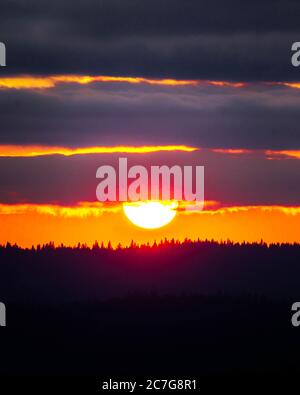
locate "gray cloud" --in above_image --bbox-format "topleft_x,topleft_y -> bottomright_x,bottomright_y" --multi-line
0,150 -> 299,206
0,82 -> 299,149
0,0 -> 300,80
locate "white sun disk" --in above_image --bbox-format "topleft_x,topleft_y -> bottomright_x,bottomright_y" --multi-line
123,201 -> 178,229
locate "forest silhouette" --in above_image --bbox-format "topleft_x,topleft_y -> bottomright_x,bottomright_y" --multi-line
1,239 -> 300,385
1,238 -> 300,302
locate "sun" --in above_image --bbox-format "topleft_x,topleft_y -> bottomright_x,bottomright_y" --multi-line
123,201 -> 178,229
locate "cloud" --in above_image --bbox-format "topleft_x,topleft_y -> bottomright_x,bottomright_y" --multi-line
0,144 -> 197,157
0,150 -> 299,206
1,0 -> 300,81
0,81 -> 299,149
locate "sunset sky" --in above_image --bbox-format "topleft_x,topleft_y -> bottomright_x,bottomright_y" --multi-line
0,0 -> 299,247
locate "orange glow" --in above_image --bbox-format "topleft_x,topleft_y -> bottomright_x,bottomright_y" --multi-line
0,202 -> 299,217
53,75 -> 199,86
52,75 -> 200,86
208,81 -> 246,88
0,75 -> 198,89
0,77 -> 56,89
282,82 -> 300,89
0,75 -> 250,90
259,82 -> 300,89
0,202 -> 299,247
182,205 -> 300,216
265,150 -> 300,160
3,76 -> 300,91
212,148 -> 251,155
1,145 -> 299,159
0,144 -> 198,157
0,202 -> 120,217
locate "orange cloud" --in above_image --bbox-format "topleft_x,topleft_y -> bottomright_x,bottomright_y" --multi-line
282,82 -> 300,89
211,148 -> 251,155
0,75 -> 249,90
0,75 -> 199,89
0,202 -> 120,217
0,144 -> 198,157
211,148 -> 300,160
2,145 -> 300,159
2,145 -> 299,159
265,150 -> 300,160
261,82 -> 300,90
181,205 -> 300,216
3,76 -> 300,91
208,81 -> 246,88
0,77 -> 55,89
0,201 -> 220,217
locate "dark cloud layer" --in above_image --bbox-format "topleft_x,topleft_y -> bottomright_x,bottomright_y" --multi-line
0,0 -> 300,80
0,83 -> 299,149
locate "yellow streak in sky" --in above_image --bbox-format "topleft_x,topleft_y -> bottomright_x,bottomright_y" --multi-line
0,75 -> 248,89
282,82 -> 300,89
0,144 -> 198,157
0,202 -> 120,217
179,204 -> 300,216
0,75 -> 198,89
265,150 -> 300,160
212,148 -> 251,155
0,202 -> 299,217
208,81 -> 246,88
2,145 -> 300,159
0,77 -> 55,89
3,76 -> 300,91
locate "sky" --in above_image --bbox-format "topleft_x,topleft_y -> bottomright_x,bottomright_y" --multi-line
0,0 -> 299,246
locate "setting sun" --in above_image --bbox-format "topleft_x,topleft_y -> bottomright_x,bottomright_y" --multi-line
123,201 -> 178,229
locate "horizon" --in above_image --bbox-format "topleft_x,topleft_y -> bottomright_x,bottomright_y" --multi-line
2,237 -> 300,251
